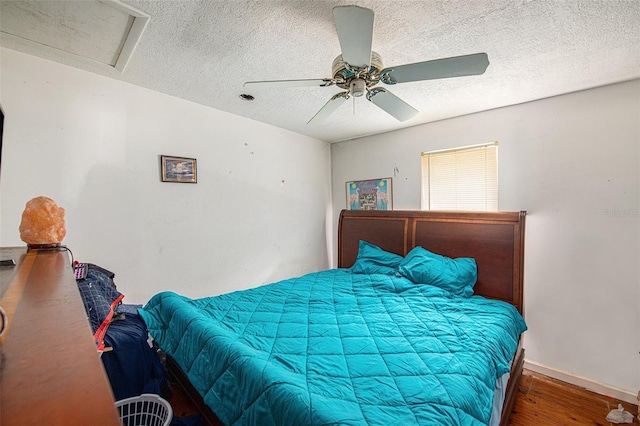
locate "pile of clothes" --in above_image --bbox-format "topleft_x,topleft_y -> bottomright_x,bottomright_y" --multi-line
74,262 -> 166,400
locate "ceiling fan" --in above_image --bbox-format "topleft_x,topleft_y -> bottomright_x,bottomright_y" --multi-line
243,5 -> 489,125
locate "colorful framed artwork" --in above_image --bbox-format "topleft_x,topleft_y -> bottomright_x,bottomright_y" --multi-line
160,155 -> 197,183
346,178 -> 392,210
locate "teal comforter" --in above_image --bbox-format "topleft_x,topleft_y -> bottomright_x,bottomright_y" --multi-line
140,269 -> 526,425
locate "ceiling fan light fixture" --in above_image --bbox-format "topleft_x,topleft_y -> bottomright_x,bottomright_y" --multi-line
350,79 -> 366,97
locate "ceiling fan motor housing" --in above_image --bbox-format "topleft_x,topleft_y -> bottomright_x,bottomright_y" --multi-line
332,51 -> 384,91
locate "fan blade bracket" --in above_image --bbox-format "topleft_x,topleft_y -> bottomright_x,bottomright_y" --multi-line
366,87 -> 385,101
379,69 -> 397,85
367,88 -> 418,122
307,92 -> 350,125
330,91 -> 350,101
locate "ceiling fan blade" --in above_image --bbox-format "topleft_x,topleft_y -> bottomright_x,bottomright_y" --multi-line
367,88 -> 418,122
244,78 -> 334,89
380,53 -> 489,84
307,92 -> 349,125
333,5 -> 374,69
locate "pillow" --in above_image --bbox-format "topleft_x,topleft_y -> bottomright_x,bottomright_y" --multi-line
398,246 -> 477,297
350,240 -> 403,275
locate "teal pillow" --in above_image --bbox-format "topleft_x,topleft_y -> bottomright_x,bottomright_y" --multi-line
398,246 -> 477,297
350,240 -> 403,275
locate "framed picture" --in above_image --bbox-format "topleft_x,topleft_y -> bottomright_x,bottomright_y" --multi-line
160,155 -> 197,183
346,178 -> 392,210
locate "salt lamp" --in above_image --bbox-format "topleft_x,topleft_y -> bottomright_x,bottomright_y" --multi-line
19,196 -> 66,246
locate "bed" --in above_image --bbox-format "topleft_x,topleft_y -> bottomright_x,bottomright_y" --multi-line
140,209 -> 527,425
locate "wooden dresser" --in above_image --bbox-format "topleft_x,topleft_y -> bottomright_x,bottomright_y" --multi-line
0,246 -> 120,425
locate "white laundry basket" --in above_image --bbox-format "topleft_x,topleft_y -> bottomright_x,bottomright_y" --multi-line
115,393 -> 173,426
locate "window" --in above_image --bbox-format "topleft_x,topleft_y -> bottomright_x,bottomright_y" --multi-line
421,142 -> 498,211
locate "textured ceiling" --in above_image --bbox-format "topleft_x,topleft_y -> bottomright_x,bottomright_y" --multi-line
1,0 -> 639,142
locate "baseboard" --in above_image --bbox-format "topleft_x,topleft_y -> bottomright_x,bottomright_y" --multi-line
524,360 -> 637,405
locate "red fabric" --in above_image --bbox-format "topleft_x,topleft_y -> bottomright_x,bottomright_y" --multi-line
93,294 -> 124,351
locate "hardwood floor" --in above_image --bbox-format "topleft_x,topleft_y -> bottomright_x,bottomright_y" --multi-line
167,369 -> 639,425
509,370 -> 638,425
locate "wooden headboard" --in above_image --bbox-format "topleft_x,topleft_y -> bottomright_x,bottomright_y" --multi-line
338,210 -> 526,315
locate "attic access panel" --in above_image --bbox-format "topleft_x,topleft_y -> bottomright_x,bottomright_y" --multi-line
0,0 -> 148,72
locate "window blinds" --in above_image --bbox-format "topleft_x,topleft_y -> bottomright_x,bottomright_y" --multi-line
421,142 -> 498,211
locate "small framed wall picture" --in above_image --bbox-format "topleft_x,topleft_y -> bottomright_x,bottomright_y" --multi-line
346,177 -> 392,210
160,155 -> 197,183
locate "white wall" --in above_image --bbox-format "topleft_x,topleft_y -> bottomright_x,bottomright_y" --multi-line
0,48 -> 332,303
331,80 -> 640,397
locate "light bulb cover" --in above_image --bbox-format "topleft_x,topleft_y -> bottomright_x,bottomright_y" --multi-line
349,79 -> 366,97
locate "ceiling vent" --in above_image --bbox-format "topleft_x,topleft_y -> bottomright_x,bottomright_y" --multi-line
0,0 -> 149,72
